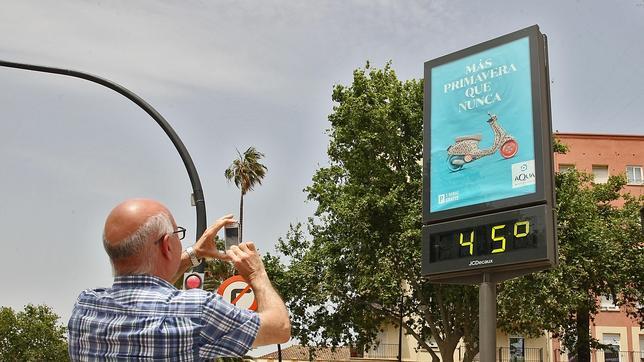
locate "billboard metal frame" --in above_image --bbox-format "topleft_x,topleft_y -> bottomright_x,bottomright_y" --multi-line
422,25 -> 555,226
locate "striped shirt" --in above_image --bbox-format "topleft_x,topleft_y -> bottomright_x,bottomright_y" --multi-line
67,275 -> 259,361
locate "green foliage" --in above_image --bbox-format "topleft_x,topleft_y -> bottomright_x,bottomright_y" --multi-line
203,258 -> 236,292
498,169 -> 644,356
0,304 -> 69,361
267,63 -> 478,362
552,137 -> 568,154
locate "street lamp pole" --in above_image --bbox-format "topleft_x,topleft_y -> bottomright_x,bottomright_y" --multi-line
0,59 -> 208,272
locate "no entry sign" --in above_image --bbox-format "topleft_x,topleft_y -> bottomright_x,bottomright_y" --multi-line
217,275 -> 258,311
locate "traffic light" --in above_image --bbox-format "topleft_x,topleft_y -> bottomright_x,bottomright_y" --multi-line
183,272 -> 204,290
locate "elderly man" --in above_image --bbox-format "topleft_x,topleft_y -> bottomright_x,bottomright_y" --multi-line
67,199 -> 290,360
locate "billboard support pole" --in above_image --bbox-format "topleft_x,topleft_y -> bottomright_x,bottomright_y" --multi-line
479,272 -> 496,362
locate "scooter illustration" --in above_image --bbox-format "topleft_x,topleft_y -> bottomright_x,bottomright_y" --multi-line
446,113 -> 518,171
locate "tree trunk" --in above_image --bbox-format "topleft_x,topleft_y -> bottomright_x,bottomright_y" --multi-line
435,336 -> 460,362
575,304 -> 591,362
239,192 -> 244,244
436,347 -> 455,362
463,349 -> 478,362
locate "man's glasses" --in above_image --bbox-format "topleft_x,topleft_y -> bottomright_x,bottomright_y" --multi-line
155,226 -> 186,243
173,226 -> 186,240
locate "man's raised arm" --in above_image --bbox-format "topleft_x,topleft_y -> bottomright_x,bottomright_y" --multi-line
227,242 -> 290,346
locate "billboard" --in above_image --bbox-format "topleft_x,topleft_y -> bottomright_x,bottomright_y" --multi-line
430,37 -> 535,213
423,25 -> 554,225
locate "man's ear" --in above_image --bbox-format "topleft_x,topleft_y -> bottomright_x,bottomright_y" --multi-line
160,235 -> 173,260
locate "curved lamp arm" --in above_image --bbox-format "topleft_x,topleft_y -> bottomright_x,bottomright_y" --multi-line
0,59 -> 207,272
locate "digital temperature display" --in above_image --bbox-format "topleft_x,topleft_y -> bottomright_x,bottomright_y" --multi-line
422,204 -> 555,280
429,218 -> 537,262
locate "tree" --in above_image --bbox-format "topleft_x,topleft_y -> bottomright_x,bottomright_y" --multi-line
0,304 -> 69,361
497,165 -> 644,360
184,147 -> 266,293
266,63 -> 480,362
224,147 -> 268,244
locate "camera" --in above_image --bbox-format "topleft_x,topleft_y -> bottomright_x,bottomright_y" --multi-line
224,222 -> 239,250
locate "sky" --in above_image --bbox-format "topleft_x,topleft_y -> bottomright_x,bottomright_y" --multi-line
1,0 -> 643,355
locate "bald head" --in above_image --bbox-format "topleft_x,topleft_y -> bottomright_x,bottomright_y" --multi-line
104,199 -> 172,245
103,199 -> 176,275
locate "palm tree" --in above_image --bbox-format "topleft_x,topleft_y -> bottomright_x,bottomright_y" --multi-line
224,146 -> 267,244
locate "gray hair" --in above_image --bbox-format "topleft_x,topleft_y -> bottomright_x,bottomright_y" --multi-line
103,212 -> 174,275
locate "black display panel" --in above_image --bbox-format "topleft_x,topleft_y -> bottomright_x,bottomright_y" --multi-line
429,216 -> 537,262
422,204 -> 556,280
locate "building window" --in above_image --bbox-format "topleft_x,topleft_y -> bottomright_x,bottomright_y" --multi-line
509,336 -> 525,362
558,164 -> 575,173
603,333 -> 621,362
592,165 -> 609,184
600,295 -> 619,311
626,165 -> 643,185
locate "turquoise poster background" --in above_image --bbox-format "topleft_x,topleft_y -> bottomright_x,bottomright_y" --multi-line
430,37 -> 536,213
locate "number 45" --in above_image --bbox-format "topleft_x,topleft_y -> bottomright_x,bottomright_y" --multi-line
458,228 -> 506,255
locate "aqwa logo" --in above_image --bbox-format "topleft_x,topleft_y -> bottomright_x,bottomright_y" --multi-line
512,160 -> 536,188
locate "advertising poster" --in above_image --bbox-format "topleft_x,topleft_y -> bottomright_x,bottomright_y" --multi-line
430,37 -> 536,213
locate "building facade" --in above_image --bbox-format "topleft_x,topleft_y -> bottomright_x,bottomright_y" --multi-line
553,133 -> 644,362
554,133 -> 643,203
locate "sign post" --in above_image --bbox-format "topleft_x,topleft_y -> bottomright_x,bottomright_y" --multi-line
422,25 -> 556,361
479,273 -> 496,362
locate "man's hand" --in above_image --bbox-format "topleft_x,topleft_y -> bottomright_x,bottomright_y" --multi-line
226,242 -> 267,282
193,214 -> 236,260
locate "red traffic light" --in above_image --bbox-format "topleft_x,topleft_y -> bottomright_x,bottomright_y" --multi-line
186,275 -> 201,289
183,272 -> 204,290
